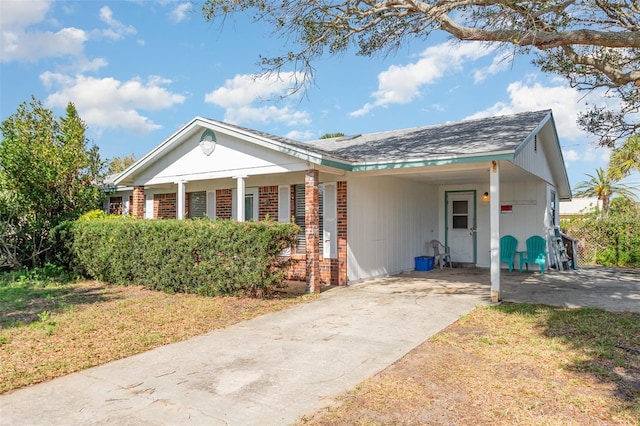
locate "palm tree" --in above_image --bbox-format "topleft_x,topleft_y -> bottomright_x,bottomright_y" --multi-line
608,135 -> 640,181
573,168 -> 638,217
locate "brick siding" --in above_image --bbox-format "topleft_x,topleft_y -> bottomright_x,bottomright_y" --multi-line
132,186 -> 145,219
216,189 -> 232,219
285,180 -> 348,287
259,186 -> 279,220
337,181 -> 348,285
305,170 -> 320,293
154,193 -> 177,219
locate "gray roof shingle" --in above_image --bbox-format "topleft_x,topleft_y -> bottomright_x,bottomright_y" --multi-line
305,110 -> 551,163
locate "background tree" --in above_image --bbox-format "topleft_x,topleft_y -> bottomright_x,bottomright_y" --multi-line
320,132 -> 345,139
107,153 -> 136,174
202,0 -> 639,148
573,167 -> 637,217
0,98 -> 105,269
608,135 -> 640,181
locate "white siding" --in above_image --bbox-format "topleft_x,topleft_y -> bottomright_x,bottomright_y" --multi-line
438,180 -> 548,268
476,181 -> 548,267
136,132 -> 308,186
347,175 -> 438,282
512,133 -> 554,184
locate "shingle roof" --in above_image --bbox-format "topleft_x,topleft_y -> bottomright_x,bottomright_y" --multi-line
305,110 -> 551,163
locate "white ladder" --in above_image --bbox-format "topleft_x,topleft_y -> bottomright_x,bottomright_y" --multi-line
549,227 -> 569,270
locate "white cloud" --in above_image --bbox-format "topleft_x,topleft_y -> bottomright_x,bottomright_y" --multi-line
350,41 -> 494,117
2,24 -> 87,62
473,51 -> 513,83
0,0 -> 51,28
95,6 -> 136,40
465,78 -> 606,141
285,129 -> 315,141
41,72 -> 186,134
1,2 -> 136,63
205,72 -> 311,126
563,149 -> 580,162
582,145 -> 611,163
74,57 -> 108,73
170,3 -> 192,23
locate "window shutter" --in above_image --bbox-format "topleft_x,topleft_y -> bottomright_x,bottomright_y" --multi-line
231,188 -> 237,220
323,183 -> 337,259
294,184 -> 305,253
278,185 -> 290,223
206,191 -> 216,219
144,194 -> 154,219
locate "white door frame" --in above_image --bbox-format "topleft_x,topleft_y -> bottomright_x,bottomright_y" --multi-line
445,190 -> 477,264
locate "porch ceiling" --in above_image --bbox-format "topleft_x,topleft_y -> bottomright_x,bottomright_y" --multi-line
372,161 -> 532,185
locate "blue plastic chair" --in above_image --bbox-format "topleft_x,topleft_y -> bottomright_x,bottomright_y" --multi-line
518,236 -> 548,274
500,235 -> 518,272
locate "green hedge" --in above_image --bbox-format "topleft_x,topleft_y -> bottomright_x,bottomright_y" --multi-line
68,218 -> 299,296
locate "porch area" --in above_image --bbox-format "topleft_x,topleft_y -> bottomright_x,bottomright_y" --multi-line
284,266 -> 640,313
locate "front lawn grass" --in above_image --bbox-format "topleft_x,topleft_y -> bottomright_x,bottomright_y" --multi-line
300,303 -> 640,425
0,270 -> 313,393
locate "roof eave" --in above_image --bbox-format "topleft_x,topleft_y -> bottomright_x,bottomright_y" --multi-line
350,151 -> 515,172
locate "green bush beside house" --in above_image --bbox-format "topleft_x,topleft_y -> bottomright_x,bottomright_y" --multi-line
58,212 -> 300,296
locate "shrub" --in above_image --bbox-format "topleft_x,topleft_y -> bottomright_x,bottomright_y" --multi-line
70,219 -> 299,296
562,214 -> 640,267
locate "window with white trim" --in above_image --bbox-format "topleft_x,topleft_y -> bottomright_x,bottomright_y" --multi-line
231,187 -> 259,221
187,191 -> 206,219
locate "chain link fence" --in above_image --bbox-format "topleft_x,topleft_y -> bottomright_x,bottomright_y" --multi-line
562,227 -> 606,266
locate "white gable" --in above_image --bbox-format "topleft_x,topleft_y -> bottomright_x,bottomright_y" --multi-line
511,117 -> 571,200
133,128 -> 309,186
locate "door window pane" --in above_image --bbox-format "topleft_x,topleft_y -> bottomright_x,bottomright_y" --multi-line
452,200 -> 468,229
453,216 -> 468,229
452,200 -> 468,214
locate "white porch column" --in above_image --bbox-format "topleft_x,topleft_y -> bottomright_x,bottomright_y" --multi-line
489,160 -> 501,302
235,176 -> 246,222
176,180 -> 186,220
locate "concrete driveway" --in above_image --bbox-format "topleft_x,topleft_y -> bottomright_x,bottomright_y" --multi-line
1,266 -> 637,425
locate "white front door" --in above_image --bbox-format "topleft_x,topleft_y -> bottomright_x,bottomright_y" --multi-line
447,192 -> 475,263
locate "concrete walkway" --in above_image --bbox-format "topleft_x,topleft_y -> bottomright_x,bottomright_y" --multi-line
1,266 -> 638,425
501,266 -> 640,312
1,275 -> 490,426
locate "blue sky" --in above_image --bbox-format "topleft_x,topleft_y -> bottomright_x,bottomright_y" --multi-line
1,0 -> 637,192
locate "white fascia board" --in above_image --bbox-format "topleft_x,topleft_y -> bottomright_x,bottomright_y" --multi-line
114,117 -> 202,185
